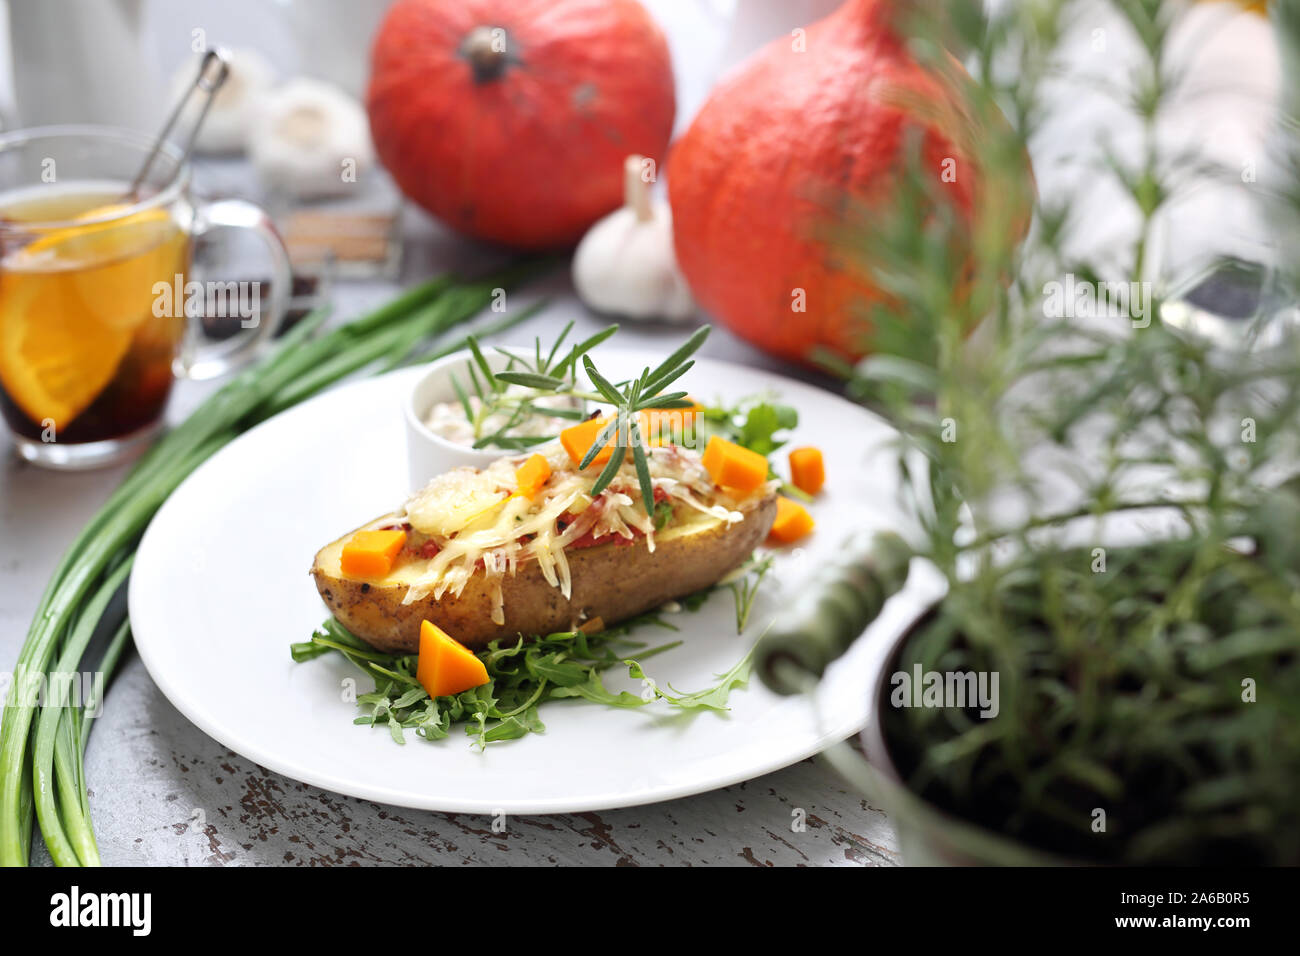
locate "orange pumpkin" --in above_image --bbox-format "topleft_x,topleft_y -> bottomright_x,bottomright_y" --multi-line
668,0 -> 1008,364
367,0 -> 676,249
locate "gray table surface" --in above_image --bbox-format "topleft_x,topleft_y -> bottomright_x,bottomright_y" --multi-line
0,197 -> 898,867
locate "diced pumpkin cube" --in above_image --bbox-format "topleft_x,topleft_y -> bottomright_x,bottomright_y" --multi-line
701,434 -> 769,494
768,496 -> 814,544
416,620 -> 490,698
560,416 -> 615,468
788,446 -> 825,495
515,453 -> 552,497
340,528 -> 406,577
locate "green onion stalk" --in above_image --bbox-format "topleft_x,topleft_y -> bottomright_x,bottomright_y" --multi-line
0,261 -> 550,866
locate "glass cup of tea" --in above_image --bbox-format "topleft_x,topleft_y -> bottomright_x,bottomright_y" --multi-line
0,125 -> 291,468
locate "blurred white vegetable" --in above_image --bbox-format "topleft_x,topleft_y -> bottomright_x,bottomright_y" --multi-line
247,78 -> 374,199
572,155 -> 694,321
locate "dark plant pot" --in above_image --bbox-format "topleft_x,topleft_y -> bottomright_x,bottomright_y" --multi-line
852,610 -> 1077,866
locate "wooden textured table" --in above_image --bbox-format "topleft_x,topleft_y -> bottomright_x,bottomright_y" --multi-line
82,658 -> 898,867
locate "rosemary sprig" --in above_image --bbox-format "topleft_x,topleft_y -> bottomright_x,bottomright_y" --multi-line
578,325 -> 710,512
494,320 -> 619,391
448,322 -> 710,513
451,322 -> 619,447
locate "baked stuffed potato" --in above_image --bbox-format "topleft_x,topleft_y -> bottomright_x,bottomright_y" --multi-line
312,439 -> 778,652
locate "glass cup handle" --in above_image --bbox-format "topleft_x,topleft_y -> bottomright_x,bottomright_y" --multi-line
177,199 -> 292,381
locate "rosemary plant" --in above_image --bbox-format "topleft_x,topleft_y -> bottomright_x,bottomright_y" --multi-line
821,0 -> 1300,863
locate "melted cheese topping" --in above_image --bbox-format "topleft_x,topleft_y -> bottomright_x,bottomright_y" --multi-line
395,441 -> 771,624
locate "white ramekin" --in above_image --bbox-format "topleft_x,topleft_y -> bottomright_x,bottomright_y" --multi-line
403,349 -> 513,491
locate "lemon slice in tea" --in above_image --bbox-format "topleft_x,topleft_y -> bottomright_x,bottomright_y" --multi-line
0,206 -> 182,429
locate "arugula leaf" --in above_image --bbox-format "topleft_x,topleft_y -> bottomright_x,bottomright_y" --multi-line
483,708 -> 546,743
735,402 -> 799,457
524,648 -> 591,686
550,670 -> 646,708
289,640 -> 331,662
624,651 -> 753,712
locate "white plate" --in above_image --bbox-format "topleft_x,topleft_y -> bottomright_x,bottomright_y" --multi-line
130,349 -> 931,814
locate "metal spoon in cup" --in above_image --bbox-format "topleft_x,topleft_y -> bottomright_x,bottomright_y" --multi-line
79,48 -> 231,221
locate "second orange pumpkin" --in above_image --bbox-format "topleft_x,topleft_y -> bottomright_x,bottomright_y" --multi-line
668,0 -> 1007,364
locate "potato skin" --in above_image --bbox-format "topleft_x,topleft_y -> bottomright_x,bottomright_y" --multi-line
312,495 -> 776,652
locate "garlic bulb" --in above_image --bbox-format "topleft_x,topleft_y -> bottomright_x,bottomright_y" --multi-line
572,155 -> 694,321
247,78 -> 374,199
169,49 -> 275,155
